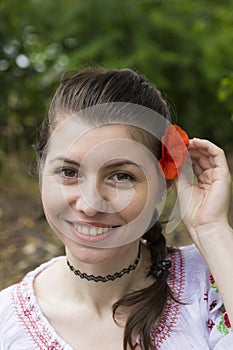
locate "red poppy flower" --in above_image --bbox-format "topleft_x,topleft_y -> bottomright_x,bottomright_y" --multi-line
158,125 -> 189,179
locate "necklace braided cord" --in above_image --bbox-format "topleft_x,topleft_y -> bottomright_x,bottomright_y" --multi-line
66,244 -> 141,283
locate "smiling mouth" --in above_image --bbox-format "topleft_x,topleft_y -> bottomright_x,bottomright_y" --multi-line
73,224 -> 121,236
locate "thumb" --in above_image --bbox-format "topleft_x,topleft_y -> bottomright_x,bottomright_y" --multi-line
174,171 -> 194,219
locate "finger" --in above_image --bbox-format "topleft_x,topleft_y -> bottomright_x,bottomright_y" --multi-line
188,149 -> 217,170
188,141 -> 218,165
189,138 -> 227,166
191,161 -> 204,178
190,155 -> 216,173
189,160 -> 213,189
188,138 -> 222,153
189,138 -> 231,176
188,146 -> 211,158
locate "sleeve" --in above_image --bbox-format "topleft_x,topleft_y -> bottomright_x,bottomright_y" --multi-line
0,285 -> 36,350
181,245 -> 233,350
203,272 -> 233,349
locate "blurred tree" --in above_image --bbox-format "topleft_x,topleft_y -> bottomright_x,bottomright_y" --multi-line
0,0 -> 233,159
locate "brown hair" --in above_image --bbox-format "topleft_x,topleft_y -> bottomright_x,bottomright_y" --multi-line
36,68 -> 177,349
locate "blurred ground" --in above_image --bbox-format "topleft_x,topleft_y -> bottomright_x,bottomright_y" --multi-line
0,186 -> 64,290
0,154 -> 232,290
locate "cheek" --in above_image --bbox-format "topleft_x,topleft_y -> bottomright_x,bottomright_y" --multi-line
117,185 -> 150,223
41,175 -> 68,219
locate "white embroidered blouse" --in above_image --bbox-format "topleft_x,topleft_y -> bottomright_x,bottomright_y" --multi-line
0,244 -> 232,350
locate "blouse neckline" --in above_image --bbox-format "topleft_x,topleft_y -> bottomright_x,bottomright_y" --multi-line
11,249 -> 185,349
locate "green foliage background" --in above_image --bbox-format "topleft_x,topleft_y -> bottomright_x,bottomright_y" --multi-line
1,0 -> 233,162
0,0 -> 233,289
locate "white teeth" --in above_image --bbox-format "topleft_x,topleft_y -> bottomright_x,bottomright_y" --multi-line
98,227 -> 105,234
82,226 -> 89,235
74,224 -> 112,236
90,227 -> 98,236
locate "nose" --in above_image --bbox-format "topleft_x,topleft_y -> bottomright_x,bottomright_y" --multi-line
75,179 -> 108,216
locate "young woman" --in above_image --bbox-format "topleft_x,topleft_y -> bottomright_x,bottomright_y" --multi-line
0,68 -> 232,350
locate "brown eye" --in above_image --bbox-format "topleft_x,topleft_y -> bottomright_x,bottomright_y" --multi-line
56,168 -> 79,180
115,173 -> 132,182
62,168 -> 77,178
108,172 -> 135,188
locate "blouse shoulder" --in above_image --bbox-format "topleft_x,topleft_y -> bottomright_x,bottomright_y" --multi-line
0,257 -> 66,350
179,244 -> 208,279
165,244 -> 233,349
0,284 -> 30,348
179,243 -> 207,269
167,244 -> 208,299
0,284 -> 15,321
0,284 -> 14,314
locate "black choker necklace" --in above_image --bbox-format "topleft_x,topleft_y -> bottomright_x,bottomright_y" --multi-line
66,244 -> 141,283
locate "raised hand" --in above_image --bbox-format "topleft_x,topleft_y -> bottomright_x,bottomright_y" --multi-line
176,138 -> 232,242
176,138 -> 233,329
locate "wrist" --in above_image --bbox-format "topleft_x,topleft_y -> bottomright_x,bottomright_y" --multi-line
189,222 -> 233,251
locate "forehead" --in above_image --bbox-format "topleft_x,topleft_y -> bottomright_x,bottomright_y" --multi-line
45,118 -> 155,167
69,123 -> 131,150
48,120 -> 131,153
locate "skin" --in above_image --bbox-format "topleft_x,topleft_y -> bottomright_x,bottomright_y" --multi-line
35,122 -> 233,348
40,121 -> 160,254
36,122 -> 158,349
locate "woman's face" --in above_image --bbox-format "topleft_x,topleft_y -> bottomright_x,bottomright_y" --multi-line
40,117 -> 163,255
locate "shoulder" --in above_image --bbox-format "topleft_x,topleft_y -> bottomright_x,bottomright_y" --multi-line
0,284 -> 15,312
180,244 -> 211,286
0,283 -> 16,313
168,244 -> 211,299
153,245 -> 233,348
0,257 -> 64,346
172,243 -> 208,277
151,245 -> 209,347
180,244 -> 208,272
0,284 -> 20,341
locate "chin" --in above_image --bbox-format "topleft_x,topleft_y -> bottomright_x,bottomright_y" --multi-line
65,239 -> 124,265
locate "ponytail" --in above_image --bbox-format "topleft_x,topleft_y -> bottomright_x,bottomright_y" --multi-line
113,221 -> 177,350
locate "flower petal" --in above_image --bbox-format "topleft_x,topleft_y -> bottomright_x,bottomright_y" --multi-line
159,125 -> 189,179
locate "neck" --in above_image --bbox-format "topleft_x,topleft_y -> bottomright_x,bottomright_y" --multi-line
35,242 -> 152,318
66,243 -> 141,282
61,242 -> 149,313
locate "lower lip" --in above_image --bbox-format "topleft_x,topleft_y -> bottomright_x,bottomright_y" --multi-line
68,222 -> 120,243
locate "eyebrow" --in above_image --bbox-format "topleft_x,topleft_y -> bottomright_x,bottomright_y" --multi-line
105,160 -> 142,169
51,157 -> 80,167
51,157 -> 142,169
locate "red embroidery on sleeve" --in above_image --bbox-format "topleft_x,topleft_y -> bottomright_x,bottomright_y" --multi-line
209,300 -> 217,311
207,319 -> 215,330
204,292 -> 208,301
